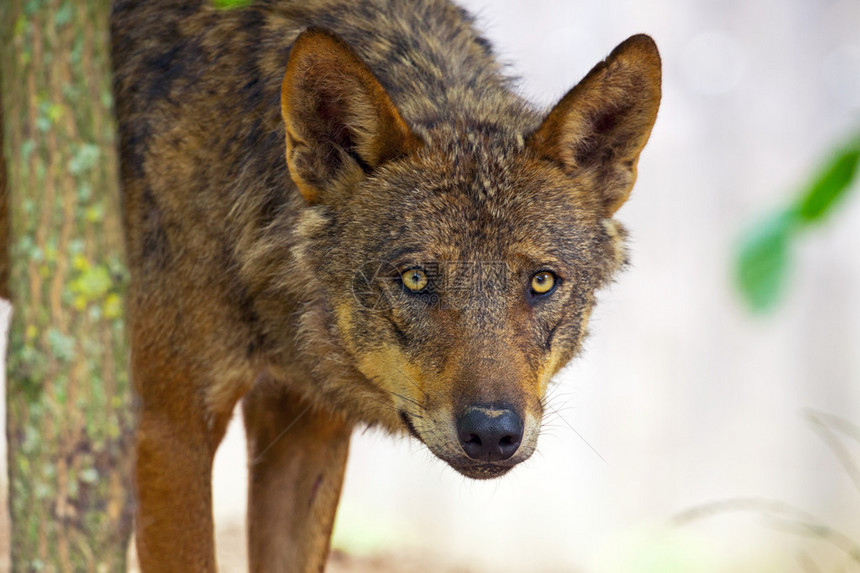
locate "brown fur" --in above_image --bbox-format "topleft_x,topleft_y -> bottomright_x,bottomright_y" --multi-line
110,0 -> 660,570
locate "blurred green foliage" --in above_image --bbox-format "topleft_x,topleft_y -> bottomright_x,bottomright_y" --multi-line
212,0 -> 253,9
736,132 -> 860,313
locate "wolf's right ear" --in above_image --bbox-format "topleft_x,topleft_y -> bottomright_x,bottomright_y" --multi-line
528,34 -> 661,216
281,29 -> 422,204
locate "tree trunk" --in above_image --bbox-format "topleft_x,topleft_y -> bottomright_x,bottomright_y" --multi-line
1,67 -> 8,300
0,0 -> 135,571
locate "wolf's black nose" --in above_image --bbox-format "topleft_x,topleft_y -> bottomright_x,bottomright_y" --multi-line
457,406 -> 523,461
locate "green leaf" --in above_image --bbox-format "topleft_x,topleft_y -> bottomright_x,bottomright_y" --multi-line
797,135 -> 860,223
734,130 -> 860,314
212,0 -> 253,8
735,209 -> 800,313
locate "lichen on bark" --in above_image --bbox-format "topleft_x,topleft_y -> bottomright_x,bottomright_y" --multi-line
0,0 -> 135,570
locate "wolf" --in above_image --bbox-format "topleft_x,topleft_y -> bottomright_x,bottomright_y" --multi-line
110,0 -> 661,570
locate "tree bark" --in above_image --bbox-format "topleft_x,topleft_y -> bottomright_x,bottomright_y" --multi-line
1,67 -> 8,300
0,0 -> 135,570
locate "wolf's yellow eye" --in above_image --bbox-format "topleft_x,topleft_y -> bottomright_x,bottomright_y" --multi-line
530,271 -> 555,295
401,268 -> 428,292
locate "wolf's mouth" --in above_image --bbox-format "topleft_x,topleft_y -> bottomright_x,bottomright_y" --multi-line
399,410 -> 517,480
452,464 -> 512,480
399,410 -> 420,439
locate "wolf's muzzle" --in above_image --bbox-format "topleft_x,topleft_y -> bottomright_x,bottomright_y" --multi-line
456,405 -> 523,462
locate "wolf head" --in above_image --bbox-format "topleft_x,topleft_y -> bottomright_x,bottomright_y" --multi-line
279,29 -> 661,479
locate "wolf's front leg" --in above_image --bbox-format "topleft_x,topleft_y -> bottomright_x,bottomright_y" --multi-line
243,383 -> 351,572
134,367 -> 234,572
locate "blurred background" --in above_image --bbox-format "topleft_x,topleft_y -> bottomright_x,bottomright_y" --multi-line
4,0 -> 860,571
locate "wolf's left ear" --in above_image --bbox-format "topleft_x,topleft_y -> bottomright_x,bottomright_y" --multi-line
528,34 -> 661,216
281,28 -> 423,204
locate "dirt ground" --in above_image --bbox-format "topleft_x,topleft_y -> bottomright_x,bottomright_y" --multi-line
123,523 -> 474,573
0,509 -> 481,573
0,507 -> 471,573
0,486 -> 471,573
326,551 -> 473,573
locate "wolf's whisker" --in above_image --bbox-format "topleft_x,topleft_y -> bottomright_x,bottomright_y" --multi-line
250,402 -> 313,466
543,402 -> 608,466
